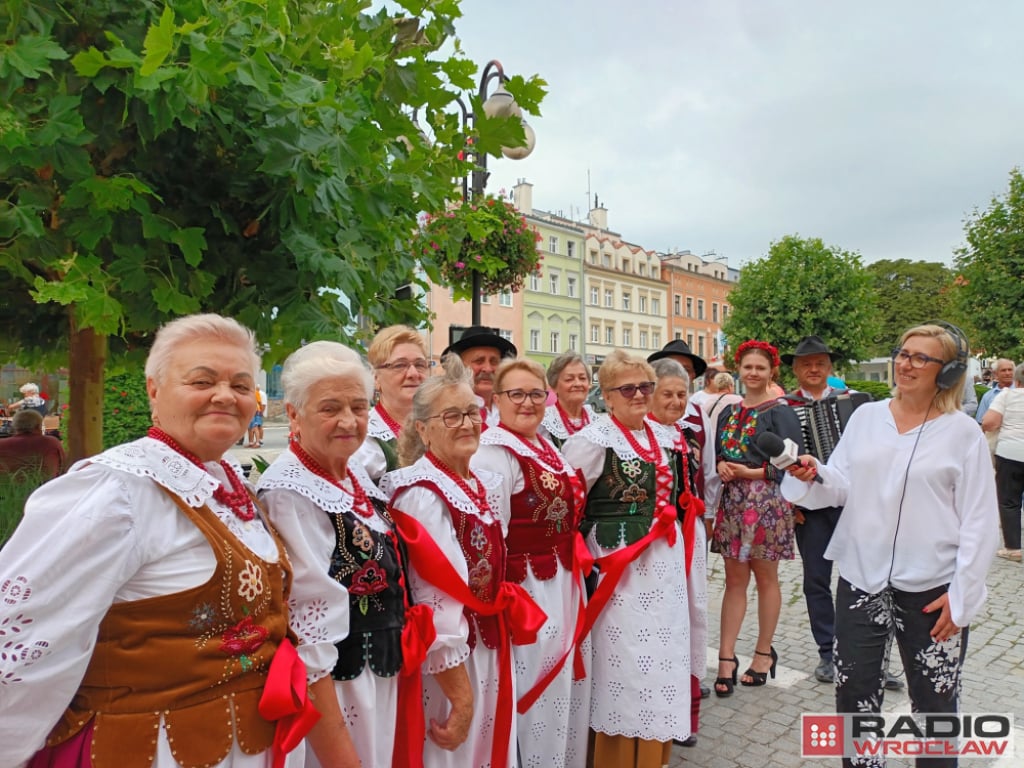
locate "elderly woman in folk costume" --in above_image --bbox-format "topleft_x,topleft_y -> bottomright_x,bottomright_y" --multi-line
540,352 -> 596,447
0,314 -> 315,768
382,356 -> 546,768
257,341 -> 434,767
561,349 -> 693,768
472,357 -> 592,767
353,325 -> 433,484
647,357 -> 709,748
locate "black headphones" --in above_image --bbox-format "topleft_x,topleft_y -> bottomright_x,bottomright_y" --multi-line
930,320 -> 969,391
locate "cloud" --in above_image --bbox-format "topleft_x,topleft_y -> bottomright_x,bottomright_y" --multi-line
454,0 -> 1024,266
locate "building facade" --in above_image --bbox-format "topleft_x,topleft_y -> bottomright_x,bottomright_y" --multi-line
662,250 -> 738,370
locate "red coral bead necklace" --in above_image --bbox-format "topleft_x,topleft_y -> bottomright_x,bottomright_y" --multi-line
426,451 -> 490,513
147,427 -> 256,522
375,403 -> 403,438
290,440 -> 373,518
497,422 -> 564,470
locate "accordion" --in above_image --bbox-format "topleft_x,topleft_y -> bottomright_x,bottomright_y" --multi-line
786,391 -> 872,463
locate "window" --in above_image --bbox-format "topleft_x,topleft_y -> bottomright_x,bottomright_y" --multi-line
549,235 -> 559,253
529,273 -> 540,291
602,253 -> 611,268
639,295 -> 647,313
674,331 -> 682,340
652,332 -> 660,348
549,272 -> 560,295
499,329 -> 514,343
604,289 -> 614,308
622,293 -> 631,311
529,329 -> 540,351
687,333 -> 694,348
567,275 -> 578,298
723,305 -> 730,319
590,249 -> 598,264
622,258 -> 631,274
590,286 -> 599,305
639,330 -> 648,349
698,299 -> 705,320
638,263 -> 646,276
499,290 -> 512,307
622,328 -> 632,346
481,293 -> 491,304
686,298 -> 693,318
712,302 -> 719,323
698,335 -> 705,357
569,333 -> 579,351
652,298 -> 660,315
606,326 -> 615,345
591,325 -> 600,343
567,241 -> 576,259
674,295 -> 681,315
549,331 -> 560,353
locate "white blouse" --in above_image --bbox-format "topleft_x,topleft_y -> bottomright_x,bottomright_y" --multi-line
781,400 -> 998,627
0,437 -> 282,768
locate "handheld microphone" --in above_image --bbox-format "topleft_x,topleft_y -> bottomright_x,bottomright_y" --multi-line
755,431 -> 823,484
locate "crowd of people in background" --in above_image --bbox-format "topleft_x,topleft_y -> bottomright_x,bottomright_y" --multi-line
0,313 -> 1005,768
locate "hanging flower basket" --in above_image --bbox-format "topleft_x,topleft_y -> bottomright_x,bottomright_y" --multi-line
413,193 -> 543,299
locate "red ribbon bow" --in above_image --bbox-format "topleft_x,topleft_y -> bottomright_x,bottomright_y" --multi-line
258,638 -> 321,768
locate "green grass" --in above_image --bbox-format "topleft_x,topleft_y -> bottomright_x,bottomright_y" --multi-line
0,468 -> 48,549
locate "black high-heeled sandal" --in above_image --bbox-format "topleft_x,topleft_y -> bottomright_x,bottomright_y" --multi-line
741,646 -> 778,687
714,656 -> 739,697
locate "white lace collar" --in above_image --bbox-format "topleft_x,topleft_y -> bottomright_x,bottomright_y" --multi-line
480,425 -> 572,474
257,448 -> 387,515
574,414 -> 675,462
541,403 -> 594,441
88,437 -> 247,508
366,405 -> 398,441
381,455 -> 503,521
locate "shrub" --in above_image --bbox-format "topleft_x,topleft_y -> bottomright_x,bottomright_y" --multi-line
0,468 -> 48,549
844,379 -> 893,401
103,371 -> 151,449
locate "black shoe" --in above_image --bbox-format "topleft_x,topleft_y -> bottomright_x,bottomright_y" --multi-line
714,656 -> 739,697
741,646 -> 778,687
673,735 -> 698,747
884,672 -> 904,690
814,658 -> 834,683
700,684 -> 711,699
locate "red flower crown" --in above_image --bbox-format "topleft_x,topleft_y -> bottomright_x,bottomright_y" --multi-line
735,339 -> 780,367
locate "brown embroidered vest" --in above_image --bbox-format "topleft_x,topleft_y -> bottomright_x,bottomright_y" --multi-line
505,454 -> 578,583
46,489 -> 292,768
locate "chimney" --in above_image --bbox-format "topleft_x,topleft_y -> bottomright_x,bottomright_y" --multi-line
512,179 -> 533,215
588,198 -> 608,231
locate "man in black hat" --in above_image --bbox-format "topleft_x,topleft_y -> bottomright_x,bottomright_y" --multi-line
780,336 -> 902,689
442,325 -> 517,432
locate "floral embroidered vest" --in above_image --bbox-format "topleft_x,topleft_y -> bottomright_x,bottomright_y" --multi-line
46,489 -> 291,768
328,497 -> 407,680
414,480 -> 506,651
506,454 -> 580,583
582,449 -> 678,549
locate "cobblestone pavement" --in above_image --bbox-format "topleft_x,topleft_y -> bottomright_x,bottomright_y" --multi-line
670,552 -> 1024,767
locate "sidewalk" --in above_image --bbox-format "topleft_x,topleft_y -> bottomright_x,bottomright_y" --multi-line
670,553 -> 1024,766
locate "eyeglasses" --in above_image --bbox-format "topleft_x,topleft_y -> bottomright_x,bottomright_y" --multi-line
891,348 -> 945,369
376,359 -> 434,373
496,388 -> 548,405
605,381 -> 656,399
424,407 -> 484,429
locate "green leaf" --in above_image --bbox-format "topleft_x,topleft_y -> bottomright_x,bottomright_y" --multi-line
0,36 -> 68,78
140,7 -> 177,77
71,47 -> 109,77
169,227 -> 207,267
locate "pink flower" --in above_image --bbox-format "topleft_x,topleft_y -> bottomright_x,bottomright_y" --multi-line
474,255 -> 482,262
742,508 -> 759,526
430,241 -> 439,250
454,261 -> 465,269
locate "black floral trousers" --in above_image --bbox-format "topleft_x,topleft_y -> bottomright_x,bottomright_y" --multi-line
833,578 -> 968,768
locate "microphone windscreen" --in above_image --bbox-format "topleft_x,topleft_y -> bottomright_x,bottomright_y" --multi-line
755,430 -> 786,457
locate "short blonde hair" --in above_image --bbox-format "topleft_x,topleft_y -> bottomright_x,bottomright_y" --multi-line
894,324 -> 964,414
495,358 -> 547,393
713,372 -> 734,391
598,350 -> 654,391
145,314 -> 260,384
367,325 -> 428,368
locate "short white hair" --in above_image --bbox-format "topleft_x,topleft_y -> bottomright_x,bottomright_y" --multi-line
145,314 -> 260,384
19,382 -> 39,395
281,341 -> 373,411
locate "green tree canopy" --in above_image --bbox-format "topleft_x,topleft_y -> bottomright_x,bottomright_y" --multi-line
0,0 -> 545,458
722,235 -> 879,371
952,167 -> 1024,359
865,259 -> 954,356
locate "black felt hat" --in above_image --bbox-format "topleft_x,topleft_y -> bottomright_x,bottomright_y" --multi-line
442,325 -> 518,359
781,335 -> 841,365
646,339 -> 708,377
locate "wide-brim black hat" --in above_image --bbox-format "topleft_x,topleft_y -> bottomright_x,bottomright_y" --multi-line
647,339 -> 708,377
781,335 -> 841,365
443,325 -> 518,359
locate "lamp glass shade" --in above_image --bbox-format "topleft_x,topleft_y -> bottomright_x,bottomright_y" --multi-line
482,85 -> 522,119
501,120 -> 536,160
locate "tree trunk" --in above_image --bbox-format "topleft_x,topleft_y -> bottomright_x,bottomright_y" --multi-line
67,316 -> 107,463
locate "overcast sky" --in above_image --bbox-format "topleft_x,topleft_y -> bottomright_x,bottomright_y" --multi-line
452,0 -> 1024,268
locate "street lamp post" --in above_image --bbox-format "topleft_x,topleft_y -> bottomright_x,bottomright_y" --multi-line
460,60 -> 536,326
